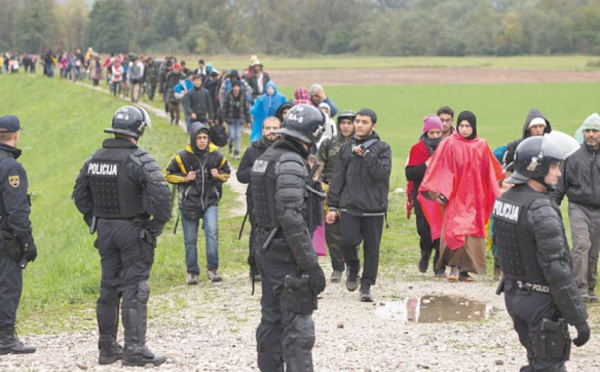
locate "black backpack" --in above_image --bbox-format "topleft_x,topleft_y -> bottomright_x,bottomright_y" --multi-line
209,123 -> 228,147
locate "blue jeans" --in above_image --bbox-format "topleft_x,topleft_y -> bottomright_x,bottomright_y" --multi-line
180,205 -> 219,274
229,119 -> 242,155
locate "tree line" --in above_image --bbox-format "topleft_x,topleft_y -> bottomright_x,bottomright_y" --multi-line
2,0 -> 600,56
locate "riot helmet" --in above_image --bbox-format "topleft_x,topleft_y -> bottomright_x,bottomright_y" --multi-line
274,104 -> 326,145
337,110 -> 356,125
506,134 -> 564,185
105,106 -> 152,139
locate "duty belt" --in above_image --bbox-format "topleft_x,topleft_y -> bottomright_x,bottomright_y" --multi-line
516,280 -> 550,294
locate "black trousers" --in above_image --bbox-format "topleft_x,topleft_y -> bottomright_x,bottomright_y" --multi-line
255,246 -> 315,372
339,213 -> 384,286
504,280 -> 568,372
0,255 -> 22,327
94,219 -> 152,338
416,215 -> 443,274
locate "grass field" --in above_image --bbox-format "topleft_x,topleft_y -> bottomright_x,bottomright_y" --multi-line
0,63 -> 596,333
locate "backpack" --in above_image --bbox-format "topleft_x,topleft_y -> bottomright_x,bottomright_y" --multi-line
209,123 -> 229,147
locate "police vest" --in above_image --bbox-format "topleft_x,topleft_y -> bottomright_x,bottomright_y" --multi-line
87,147 -> 147,219
492,187 -> 546,284
250,146 -> 284,230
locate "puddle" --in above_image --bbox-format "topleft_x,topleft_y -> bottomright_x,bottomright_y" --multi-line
374,294 -> 492,323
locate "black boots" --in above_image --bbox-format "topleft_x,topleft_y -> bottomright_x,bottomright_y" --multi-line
0,324 -> 35,355
122,301 -> 165,367
98,334 -> 123,365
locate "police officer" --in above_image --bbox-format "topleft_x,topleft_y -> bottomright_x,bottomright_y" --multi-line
251,104 -> 327,372
0,115 -> 36,355
73,106 -> 171,366
493,135 -> 590,372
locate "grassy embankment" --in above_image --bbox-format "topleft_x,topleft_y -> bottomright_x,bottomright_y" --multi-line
1,62 -> 598,334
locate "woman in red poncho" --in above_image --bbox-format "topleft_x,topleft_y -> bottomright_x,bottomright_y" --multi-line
406,114 -> 447,278
418,111 -> 504,281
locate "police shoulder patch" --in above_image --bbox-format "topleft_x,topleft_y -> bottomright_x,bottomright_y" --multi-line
8,175 -> 20,188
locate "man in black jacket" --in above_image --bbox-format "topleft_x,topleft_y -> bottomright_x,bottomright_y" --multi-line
0,115 -> 36,355
236,116 -> 280,282
494,135 -> 590,371
552,113 -> 600,302
182,74 -> 215,132
326,108 -> 392,302
73,106 -> 171,366
164,122 -> 230,284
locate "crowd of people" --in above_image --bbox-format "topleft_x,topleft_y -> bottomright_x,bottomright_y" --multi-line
1,49 -> 598,371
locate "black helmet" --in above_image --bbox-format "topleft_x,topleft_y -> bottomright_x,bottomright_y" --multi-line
274,104 -> 326,145
105,106 -> 151,139
506,134 -> 564,184
337,110 -> 356,125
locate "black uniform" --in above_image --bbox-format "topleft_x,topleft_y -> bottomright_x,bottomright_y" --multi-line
73,138 -> 171,362
237,136 -> 271,277
493,184 -> 588,371
251,138 -> 323,372
0,142 -> 36,351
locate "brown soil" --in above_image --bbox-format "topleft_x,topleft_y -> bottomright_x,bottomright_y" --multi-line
273,67 -> 600,86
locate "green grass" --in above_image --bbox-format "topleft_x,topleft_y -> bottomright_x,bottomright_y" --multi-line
1,67 -> 598,334
279,83 -> 598,188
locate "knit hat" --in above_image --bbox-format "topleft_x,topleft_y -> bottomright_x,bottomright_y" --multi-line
456,111 -> 477,140
527,117 -> 547,129
422,114 -> 443,134
582,113 -> 600,131
294,87 -> 310,105
318,102 -> 331,113
173,63 -> 181,70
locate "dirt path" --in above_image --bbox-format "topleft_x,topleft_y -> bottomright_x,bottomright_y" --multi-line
272,67 -> 600,86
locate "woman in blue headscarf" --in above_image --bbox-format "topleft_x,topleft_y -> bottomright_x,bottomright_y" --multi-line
250,80 -> 286,142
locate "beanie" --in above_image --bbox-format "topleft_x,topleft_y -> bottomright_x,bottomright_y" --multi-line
422,114 -> 443,134
527,117 -> 547,130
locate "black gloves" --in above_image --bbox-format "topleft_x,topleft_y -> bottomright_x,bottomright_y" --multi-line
144,220 -> 163,237
573,322 -> 591,347
307,265 -> 326,294
24,241 -> 37,262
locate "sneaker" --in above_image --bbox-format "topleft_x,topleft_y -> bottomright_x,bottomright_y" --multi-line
207,269 -> 222,282
186,273 -> 198,285
459,272 -> 474,282
346,269 -> 359,292
589,293 -> 599,303
448,266 -> 459,281
331,270 -> 343,283
360,284 -> 373,302
580,292 -> 591,302
434,272 -> 448,279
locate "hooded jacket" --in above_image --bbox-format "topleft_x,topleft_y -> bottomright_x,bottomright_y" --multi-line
327,132 -> 392,216
182,84 -> 215,121
316,116 -> 353,183
164,123 -> 230,212
250,81 -> 286,143
504,109 -> 552,172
